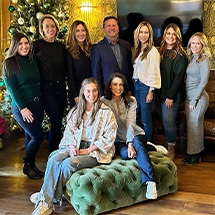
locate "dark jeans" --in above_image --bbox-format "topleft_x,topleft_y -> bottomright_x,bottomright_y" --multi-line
41,81 -> 67,154
115,134 -> 155,183
12,98 -> 44,163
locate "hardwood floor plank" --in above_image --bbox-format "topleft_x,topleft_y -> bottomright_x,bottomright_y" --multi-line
0,131 -> 215,214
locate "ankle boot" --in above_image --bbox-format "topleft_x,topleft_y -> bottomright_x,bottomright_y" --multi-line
23,162 -> 41,180
167,144 -> 175,160
33,164 -> 45,177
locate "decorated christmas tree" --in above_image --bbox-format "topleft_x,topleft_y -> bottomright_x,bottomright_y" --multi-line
8,0 -> 70,42
1,0 -> 71,132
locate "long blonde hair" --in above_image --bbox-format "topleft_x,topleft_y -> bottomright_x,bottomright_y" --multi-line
66,20 -> 91,59
159,23 -> 186,60
70,77 -> 101,128
132,21 -> 154,63
187,32 -> 211,62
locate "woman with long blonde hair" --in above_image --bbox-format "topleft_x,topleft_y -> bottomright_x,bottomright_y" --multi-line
132,21 -> 161,142
31,77 -> 117,215
156,23 -> 188,160
183,32 -> 211,165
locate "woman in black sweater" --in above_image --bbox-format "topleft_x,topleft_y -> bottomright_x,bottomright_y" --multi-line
32,14 -> 74,154
66,20 -> 92,107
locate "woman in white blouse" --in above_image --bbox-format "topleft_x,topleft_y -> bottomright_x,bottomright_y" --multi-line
132,21 -> 161,142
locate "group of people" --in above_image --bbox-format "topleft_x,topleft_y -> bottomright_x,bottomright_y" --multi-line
2,14 -> 211,215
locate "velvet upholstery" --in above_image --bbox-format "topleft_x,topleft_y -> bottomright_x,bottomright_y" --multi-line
65,152 -> 177,215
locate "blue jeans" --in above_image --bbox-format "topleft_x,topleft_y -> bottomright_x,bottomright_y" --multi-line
134,80 -> 153,141
115,135 -> 155,183
12,98 -> 44,163
38,145 -> 99,206
41,81 -> 67,154
158,93 -> 182,144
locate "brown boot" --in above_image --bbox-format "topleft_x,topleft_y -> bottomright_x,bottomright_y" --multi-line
167,144 -> 175,160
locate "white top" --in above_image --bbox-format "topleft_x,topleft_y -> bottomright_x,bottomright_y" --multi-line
133,46 -> 161,91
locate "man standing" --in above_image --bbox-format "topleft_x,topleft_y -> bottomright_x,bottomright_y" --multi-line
91,16 -> 133,94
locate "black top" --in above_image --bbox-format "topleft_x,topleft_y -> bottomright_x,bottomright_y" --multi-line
32,39 -> 67,82
67,47 -> 91,106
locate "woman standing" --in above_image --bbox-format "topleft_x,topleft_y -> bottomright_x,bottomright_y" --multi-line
157,23 -> 188,160
102,73 -> 168,200
31,78 -> 117,215
32,14 -> 69,154
2,33 -> 44,180
132,21 -> 161,142
66,20 -> 92,107
183,32 -> 211,165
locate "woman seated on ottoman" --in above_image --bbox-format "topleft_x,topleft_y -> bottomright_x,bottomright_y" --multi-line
101,73 -> 168,200
31,77 -> 118,215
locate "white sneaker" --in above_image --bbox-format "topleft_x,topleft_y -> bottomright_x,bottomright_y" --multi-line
32,201 -> 53,215
146,181 -> 157,200
147,141 -> 168,156
30,192 -> 40,204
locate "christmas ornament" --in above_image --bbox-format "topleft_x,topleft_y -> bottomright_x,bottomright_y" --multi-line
29,26 -> 36,34
8,6 -> 15,12
61,27 -> 67,33
18,17 -> 25,25
43,2 -> 51,9
36,12 -> 43,19
8,26 -> 17,35
0,81 -> 5,87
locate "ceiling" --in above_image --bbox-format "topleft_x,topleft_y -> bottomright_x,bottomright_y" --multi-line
117,0 -> 203,35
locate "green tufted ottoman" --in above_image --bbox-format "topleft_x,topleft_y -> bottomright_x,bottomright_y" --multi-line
64,152 -> 177,215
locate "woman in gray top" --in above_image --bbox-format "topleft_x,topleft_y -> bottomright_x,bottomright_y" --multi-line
183,32 -> 211,165
101,73 -> 168,200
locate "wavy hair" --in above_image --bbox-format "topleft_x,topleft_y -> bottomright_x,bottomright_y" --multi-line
104,72 -> 134,108
70,77 -> 101,128
3,32 -> 32,77
66,20 -> 91,59
187,32 -> 211,62
132,21 -> 154,63
159,23 -> 186,60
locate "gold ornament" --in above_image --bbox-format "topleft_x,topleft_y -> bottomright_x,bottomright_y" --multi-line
29,26 -> 36,33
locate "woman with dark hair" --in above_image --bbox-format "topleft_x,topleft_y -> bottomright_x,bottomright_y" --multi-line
32,14 -> 73,154
132,21 -> 161,142
66,20 -> 92,107
31,77 -> 117,215
156,23 -> 188,160
2,32 -> 44,180
101,72 -> 168,201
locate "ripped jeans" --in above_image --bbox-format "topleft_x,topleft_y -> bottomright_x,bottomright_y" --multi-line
38,142 -> 98,206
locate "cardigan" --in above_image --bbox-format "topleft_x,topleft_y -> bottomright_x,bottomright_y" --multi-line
101,96 -> 144,143
59,103 -> 117,163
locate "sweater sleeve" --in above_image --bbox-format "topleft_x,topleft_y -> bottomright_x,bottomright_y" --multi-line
168,54 -> 187,99
3,71 -> 26,110
190,59 -> 210,107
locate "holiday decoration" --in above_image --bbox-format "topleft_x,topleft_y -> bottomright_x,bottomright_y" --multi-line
8,0 -> 70,42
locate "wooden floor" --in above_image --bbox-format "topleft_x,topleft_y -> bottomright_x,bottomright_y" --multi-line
0,130 -> 215,215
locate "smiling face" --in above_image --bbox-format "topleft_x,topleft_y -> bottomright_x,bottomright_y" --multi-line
110,77 -> 124,98
103,18 -> 119,41
83,82 -> 99,105
190,35 -> 203,55
164,27 -> 177,49
17,37 -> 30,56
75,24 -> 86,45
139,25 -> 150,46
42,18 -> 57,42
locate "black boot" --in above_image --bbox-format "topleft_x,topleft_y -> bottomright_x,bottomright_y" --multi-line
33,164 -> 45,177
23,161 -> 41,180
182,152 -> 202,165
